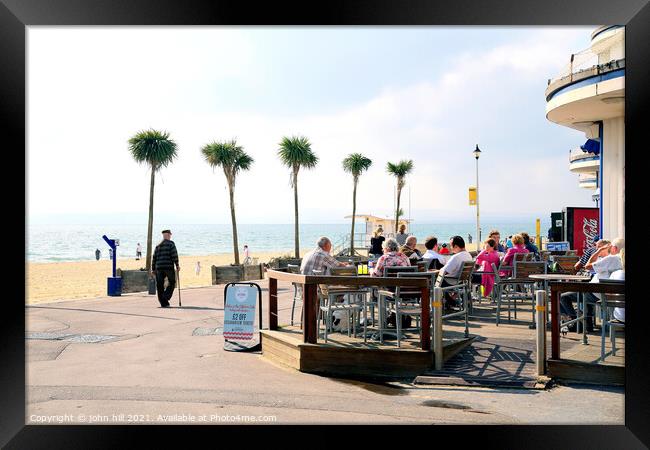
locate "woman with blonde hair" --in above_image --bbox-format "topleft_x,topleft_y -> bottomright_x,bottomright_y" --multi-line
369,227 -> 385,259
499,234 -> 529,277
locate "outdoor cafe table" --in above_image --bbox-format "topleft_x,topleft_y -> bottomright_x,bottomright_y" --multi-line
266,270 -> 431,349
529,274 -> 592,343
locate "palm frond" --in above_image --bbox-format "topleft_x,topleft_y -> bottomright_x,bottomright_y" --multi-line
386,159 -> 414,177
128,129 -> 178,170
342,153 -> 373,177
277,135 -> 319,170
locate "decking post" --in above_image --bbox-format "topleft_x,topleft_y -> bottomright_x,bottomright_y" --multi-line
420,285 -> 431,351
269,276 -> 278,331
432,287 -> 443,370
303,283 -> 318,344
550,285 -> 560,359
535,290 -> 547,376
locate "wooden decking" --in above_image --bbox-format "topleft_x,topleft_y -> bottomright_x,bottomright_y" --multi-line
261,326 -> 473,379
260,277 -> 624,385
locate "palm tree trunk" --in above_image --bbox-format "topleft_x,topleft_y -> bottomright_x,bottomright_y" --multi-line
146,165 -> 155,272
293,170 -> 299,259
350,177 -> 358,256
395,183 -> 402,234
228,182 -> 240,265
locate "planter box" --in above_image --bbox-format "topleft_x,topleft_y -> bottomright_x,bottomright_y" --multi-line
212,264 -> 264,285
116,269 -> 150,293
270,258 -> 302,269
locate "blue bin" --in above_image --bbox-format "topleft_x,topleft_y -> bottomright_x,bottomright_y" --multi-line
107,277 -> 122,296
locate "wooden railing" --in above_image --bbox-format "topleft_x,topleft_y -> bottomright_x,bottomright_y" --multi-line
266,269 -> 431,350
549,281 -> 625,359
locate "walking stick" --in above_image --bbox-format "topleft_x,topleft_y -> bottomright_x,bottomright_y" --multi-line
177,268 -> 182,307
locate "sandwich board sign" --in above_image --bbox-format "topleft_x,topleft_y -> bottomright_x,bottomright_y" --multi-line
223,282 -> 262,352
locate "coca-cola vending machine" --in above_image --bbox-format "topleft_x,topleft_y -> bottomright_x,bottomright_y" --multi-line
563,207 -> 599,256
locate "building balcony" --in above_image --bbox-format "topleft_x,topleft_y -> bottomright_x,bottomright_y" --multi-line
569,147 -> 600,173
578,172 -> 598,189
545,26 -> 625,134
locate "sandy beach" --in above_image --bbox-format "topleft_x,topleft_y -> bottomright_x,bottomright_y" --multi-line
26,251 -> 295,304
26,242 -> 482,304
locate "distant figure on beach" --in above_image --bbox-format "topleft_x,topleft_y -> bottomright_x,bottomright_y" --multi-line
395,224 -> 409,246
108,248 -> 113,260
300,236 -> 347,275
195,261 -> 201,276
95,248 -> 101,260
468,234 -> 472,244
369,228 -> 385,259
151,229 -> 180,308
136,243 -> 142,260
243,244 -> 251,265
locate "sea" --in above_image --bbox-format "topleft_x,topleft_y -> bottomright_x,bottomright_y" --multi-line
27,221 -> 551,263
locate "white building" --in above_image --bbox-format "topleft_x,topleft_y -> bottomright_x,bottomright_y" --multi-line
545,25 -> 625,239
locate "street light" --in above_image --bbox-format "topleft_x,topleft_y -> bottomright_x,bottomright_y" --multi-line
473,145 -> 481,248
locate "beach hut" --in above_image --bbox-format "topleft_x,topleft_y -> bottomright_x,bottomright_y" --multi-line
342,214 -> 412,252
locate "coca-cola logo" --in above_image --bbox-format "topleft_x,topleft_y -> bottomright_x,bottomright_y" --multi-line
582,218 -> 598,252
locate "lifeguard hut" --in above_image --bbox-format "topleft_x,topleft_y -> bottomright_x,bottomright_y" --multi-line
336,214 -> 412,256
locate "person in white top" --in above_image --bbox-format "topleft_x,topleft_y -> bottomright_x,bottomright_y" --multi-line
439,236 -> 474,309
560,237 -> 624,332
394,224 -> 409,246
422,235 -> 447,270
243,244 -> 251,265
609,248 -> 625,322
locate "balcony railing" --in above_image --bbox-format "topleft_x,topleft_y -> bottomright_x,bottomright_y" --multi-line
569,148 -> 600,164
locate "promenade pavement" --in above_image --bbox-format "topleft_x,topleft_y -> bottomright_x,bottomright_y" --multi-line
26,278 -> 624,425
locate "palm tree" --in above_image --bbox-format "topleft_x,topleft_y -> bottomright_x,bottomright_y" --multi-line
386,160 -> 414,234
342,153 -> 372,256
278,136 -> 319,258
128,129 -> 178,272
201,139 -> 254,265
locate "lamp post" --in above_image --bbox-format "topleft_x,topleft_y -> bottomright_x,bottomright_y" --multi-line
473,145 -> 481,248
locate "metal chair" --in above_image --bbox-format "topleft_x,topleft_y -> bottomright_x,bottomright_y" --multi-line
491,261 -> 546,326
553,256 -> 580,274
316,266 -> 366,343
598,290 -> 625,361
371,266 -> 418,343
287,264 -> 303,327
433,261 -> 473,337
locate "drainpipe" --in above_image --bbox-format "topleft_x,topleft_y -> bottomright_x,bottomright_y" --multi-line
599,121 -> 604,239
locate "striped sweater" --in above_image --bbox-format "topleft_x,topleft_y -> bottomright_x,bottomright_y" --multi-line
152,239 -> 179,270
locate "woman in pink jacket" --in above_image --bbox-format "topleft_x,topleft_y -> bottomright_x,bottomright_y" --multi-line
499,234 -> 529,277
474,238 -> 501,296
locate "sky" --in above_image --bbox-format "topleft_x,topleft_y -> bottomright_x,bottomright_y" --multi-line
27,26 -> 597,225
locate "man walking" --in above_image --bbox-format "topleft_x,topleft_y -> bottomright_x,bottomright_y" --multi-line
136,242 -> 142,260
95,248 -> 101,261
151,229 -> 180,308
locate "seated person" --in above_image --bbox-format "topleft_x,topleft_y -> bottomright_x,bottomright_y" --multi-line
422,236 -> 447,270
400,235 -> 423,261
439,243 -> 450,255
473,238 -> 500,297
300,236 -> 348,275
520,232 -> 540,259
371,238 -> 411,277
439,236 -> 474,308
489,230 -> 506,253
560,237 -> 624,332
574,239 -> 609,273
499,234 -> 529,277
609,248 -> 625,323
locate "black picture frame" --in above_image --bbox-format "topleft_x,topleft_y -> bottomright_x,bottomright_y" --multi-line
3,0 -> 648,447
